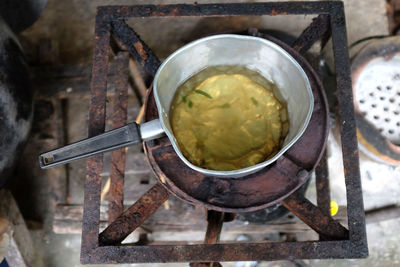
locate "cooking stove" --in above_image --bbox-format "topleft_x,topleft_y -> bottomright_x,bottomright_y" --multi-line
81,2 -> 368,265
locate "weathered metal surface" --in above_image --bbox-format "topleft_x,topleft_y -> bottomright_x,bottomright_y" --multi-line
108,52 -> 129,223
111,20 -> 160,77
330,4 -> 368,253
99,183 -> 169,246
315,151 -> 330,216
80,11 -> 110,262
97,2 -> 334,20
145,34 -> 329,212
223,213 -> 236,222
57,202 -> 395,235
191,210 -> 225,267
80,1 -> 368,264
280,190 -> 348,240
356,114 -> 400,164
292,14 -> 331,54
54,202 -> 322,234
204,210 -> 225,245
191,263 -> 222,267
147,146 -> 305,212
315,150 -> 331,241
90,240 -> 363,263
351,37 -> 400,164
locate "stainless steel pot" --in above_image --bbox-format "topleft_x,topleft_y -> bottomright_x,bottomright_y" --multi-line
39,34 -> 314,178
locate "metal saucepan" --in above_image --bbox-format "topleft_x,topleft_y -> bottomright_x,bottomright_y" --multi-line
39,34 -> 314,178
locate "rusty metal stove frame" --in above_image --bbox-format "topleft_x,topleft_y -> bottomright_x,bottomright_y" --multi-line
81,1 -> 368,264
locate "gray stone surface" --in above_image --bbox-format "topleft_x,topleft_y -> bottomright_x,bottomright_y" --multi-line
310,218 -> 400,267
342,0 -> 388,46
0,190 -> 44,267
322,0 -> 389,70
326,125 -> 400,211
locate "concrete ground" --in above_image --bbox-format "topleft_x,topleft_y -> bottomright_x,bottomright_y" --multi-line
6,0 -> 400,267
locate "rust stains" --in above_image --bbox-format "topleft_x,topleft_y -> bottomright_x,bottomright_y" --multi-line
133,41 -> 148,61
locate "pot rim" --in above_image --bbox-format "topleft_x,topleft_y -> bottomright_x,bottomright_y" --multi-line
153,34 -> 314,178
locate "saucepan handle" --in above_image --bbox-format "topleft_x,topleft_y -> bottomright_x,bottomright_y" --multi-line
39,119 -> 164,168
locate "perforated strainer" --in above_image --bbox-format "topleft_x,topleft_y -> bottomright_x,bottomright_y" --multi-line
354,54 -> 400,145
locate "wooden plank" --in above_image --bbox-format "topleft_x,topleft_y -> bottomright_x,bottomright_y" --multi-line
56,202 -> 400,236
33,61 -> 129,99
53,217 -> 313,235
52,203 -> 319,235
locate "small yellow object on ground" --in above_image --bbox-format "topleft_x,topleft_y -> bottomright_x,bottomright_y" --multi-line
330,200 -> 339,216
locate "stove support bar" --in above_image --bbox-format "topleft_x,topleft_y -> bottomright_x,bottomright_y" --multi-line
330,4 -> 367,253
315,150 -> 331,241
292,14 -> 331,54
281,191 -> 348,240
315,151 -> 331,216
111,20 -> 160,77
108,52 -> 129,223
92,240 -> 362,263
80,12 -> 110,259
99,183 -> 170,246
204,210 -> 225,245
191,210 -> 225,267
80,2 -> 368,263
97,2 -> 333,19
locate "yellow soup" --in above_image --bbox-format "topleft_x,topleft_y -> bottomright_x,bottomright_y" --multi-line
170,65 -> 289,171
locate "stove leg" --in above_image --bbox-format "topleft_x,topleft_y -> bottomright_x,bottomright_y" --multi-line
190,210 -> 228,267
281,190 -> 348,240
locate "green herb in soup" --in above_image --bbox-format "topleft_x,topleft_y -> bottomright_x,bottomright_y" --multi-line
170,65 -> 289,171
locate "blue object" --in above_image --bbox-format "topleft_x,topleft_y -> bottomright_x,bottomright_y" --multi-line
0,258 -> 9,267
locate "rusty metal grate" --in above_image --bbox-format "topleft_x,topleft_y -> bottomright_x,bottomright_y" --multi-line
81,1 -> 368,265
